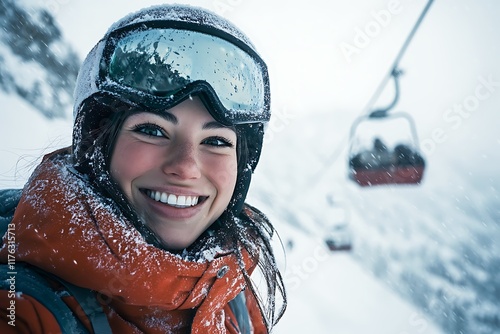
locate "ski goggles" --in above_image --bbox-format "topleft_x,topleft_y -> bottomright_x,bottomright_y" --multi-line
97,22 -> 270,125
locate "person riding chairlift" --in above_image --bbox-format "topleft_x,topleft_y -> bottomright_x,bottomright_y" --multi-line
349,137 -> 425,186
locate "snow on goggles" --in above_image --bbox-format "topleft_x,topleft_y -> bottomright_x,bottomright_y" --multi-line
98,23 -> 270,125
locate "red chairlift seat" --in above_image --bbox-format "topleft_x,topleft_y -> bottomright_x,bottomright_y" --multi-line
348,111 -> 425,186
351,164 -> 425,186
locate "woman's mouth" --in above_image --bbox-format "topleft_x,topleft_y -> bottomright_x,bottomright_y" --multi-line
144,189 -> 205,208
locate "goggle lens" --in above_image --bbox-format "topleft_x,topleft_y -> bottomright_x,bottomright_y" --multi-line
104,28 -> 269,124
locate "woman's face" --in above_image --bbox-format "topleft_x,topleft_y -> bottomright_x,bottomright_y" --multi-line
110,97 -> 238,250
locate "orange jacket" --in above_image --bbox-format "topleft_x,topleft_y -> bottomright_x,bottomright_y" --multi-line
0,152 -> 267,333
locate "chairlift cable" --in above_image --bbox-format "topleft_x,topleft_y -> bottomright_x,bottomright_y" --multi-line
363,0 -> 435,118
298,0 -> 435,192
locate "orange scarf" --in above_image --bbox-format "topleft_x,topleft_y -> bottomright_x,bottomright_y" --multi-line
1,152 -> 263,333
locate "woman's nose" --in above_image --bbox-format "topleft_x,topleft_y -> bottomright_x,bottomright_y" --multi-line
162,142 -> 201,179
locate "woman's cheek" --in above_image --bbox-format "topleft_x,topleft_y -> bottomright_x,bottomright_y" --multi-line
202,153 -> 237,194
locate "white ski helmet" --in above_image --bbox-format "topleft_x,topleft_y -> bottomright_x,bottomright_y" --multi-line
72,4 -> 270,215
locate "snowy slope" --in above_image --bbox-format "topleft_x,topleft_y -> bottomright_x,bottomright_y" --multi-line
247,107 -> 500,333
272,240 -> 444,333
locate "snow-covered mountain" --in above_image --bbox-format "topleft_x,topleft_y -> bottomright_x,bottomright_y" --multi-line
2,1 -> 500,333
0,0 -> 80,119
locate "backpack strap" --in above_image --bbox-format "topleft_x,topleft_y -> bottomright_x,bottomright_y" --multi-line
0,189 -> 22,237
228,291 -> 251,334
0,263 -> 113,334
0,188 -> 112,334
46,271 -> 113,334
0,263 -> 88,333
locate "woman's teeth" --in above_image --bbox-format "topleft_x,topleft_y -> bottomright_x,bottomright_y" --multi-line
146,190 -> 199,208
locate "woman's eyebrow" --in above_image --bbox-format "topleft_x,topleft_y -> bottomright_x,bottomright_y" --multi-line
155,112 -> 178,125
138,112 -> 234,132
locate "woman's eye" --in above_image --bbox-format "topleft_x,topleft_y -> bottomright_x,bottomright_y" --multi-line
203,136 -> 234,147
133,124 -> 164,138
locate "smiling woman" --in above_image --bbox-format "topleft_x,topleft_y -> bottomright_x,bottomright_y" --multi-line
110,98 -> 239,250
0,4 -> 286,334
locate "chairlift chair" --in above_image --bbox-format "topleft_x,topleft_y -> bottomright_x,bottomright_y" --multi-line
348,110 -> 425,186
324,195 -> 353,251
347,69 -> 426,187
345,0 -> 434,187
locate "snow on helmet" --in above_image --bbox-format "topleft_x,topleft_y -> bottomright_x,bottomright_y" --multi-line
72,4 -> 269,215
